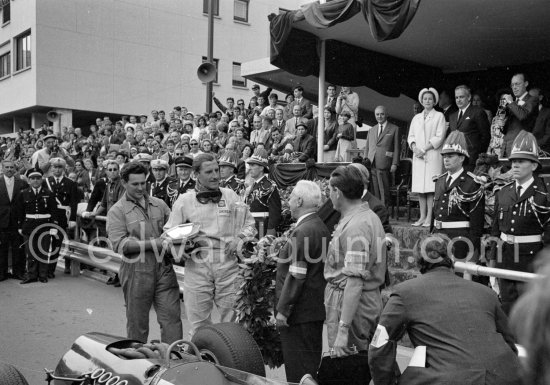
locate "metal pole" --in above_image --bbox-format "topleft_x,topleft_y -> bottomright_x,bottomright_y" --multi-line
206,0 -> 214,113
454,261 -> 539,283
317,38 -> 326,163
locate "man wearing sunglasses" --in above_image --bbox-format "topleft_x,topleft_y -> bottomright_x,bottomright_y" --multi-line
164,154 -> 256,334
45,157 -> 79,277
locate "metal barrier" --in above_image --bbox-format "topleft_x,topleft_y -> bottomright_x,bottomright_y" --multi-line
454,261 -> 539,282
63,215 -> 185,294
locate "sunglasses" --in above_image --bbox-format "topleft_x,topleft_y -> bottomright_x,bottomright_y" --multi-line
152,168 -> 165,171
175,153 -> 184,156
196,190 -> 222,204
29,176 -> 42,180
190,143 -> 198,146
107,168 -> 118,171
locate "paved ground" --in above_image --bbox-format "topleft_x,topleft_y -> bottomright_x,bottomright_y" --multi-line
0,268 -> 412,384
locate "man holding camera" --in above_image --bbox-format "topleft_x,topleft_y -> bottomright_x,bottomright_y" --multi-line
30,134 -> 75,175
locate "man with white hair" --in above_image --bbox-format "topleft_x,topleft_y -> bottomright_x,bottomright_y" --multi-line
275,180 -> 331,383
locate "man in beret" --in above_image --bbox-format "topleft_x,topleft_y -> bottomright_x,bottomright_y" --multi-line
45,157 -> 79,277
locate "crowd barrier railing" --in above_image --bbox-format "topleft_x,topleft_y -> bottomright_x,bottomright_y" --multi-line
454,261 -> 539,282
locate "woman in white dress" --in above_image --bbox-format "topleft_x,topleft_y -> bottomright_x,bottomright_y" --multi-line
407,88 -> 447,226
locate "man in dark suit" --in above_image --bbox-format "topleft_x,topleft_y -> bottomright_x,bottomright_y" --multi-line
325,84 -> 338,111
363,106 -> 400,205
150,159 -> 176,208
273,108 -> 286,132
290,123 -> 316,162
0,160 -> 28,281
449,85 -> 490,171
369,233 -> 522,385
531,87 -> 550,152
288,86 -> 313,120
275,180 -> 331,383
437,89 -> 458,124
502,73 -> 539,157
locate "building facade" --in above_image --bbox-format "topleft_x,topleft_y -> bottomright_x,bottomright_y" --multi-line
0,0 -> 301,135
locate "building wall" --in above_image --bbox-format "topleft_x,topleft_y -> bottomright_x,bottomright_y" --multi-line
29,0 -> 301,118
0,0 -> 37,113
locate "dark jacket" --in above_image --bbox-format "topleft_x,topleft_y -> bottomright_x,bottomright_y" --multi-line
45,176 -> 79,228
0,176 -> 28,229
291,133 -> 315,161
502,93 -> 539,157
369,268 -> 522,385
533,106 -> 550,151
275,213 -> 330,324
449,105 -> 491,169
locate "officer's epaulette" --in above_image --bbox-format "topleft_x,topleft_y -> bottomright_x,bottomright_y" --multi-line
432,172 -> 447,182
466,171 -> 482,184
494,181 -> 514,192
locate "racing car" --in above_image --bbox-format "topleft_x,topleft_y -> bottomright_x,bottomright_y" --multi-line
0,323 -> 317,385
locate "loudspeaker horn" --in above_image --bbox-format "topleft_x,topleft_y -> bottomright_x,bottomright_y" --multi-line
46,110 -> 59,122
197,62 -> 217,83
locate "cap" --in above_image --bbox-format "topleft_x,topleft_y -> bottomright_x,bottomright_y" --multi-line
418,87 -> 439,104
174,156 -> 193,168
133,152 -> 153,162
150,159 -> 169,169
509,131 -> 540,165
252,84 -> 260,90
49,157 -> 67,167
26,167 -> 43,178
246,148 -> 269,168
43,134 -> 57,142
441,131 -> 469,158
218,150 -> 239,169
296,123 -> 308,130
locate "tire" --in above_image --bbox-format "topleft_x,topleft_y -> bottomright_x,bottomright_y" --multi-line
191,322 -> 266,377
0,363 -> 29,385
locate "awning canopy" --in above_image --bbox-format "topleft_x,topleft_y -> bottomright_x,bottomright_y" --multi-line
243,0 -> 550,124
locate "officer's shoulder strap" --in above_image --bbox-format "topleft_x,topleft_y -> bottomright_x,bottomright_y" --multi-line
466,171 -> 482,184
538,175 -> 550,194
432,172 -> 447,182
494,180 -> 514,192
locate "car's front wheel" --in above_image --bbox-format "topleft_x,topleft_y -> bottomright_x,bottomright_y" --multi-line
191,322 -> 266,377
0,363 -> 29,385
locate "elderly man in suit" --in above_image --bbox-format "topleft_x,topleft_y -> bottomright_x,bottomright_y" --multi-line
275,180 -> 331,383
501,73 -> 539,157
284,104 -> 308,139
369,233 -> 522,385
448,85 -> 491,171
0,160 -> 28,281
364,106 -> 400,205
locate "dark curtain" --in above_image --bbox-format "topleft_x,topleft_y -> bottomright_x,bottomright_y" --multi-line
269,162 -> 347,188
269,0 -> 425,98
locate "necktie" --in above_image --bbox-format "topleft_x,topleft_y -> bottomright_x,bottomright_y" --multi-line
458,110 -> 463,121
295,118 -> 298,125
517,185 -> 522,199
446,175 -> 452,189
378,124 -> 383,137
34,188 -> 39,196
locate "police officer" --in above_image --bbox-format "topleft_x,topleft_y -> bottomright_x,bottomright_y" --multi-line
107,162 -> 183,343
490,131 -> 550,314
150,159 -> 175,208
45,157 -> 79,277
167,156 -> 195,208
432,131 -> 485,271
164,154 -> 256,334
18,167 -> 59,284
219,150 -> 245,196
245,148 -> 282,237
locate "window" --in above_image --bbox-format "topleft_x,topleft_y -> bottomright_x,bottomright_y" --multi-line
0,52 -> 9,78
232,62 -> 246,87
1,0 -> 10,25
234,0 -> 249,22
203,0 -> 219,16
15,31 -> 31,71
201,56 -> 219,83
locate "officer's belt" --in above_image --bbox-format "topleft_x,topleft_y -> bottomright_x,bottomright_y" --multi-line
251,212 -> 269,218
434,220 -> 469,229
500,233 -> 542,244
26,214 -> 51,219
58,205 -> 69,210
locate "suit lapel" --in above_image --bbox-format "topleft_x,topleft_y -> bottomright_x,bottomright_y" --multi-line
0,178 -> 8,201
377,123 -> 392,144
516,182 -> 535,204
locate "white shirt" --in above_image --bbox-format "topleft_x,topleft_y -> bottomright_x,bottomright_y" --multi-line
458,103 -> 470,117
4,175 -> 14,200
296,212 -> 315,226
446,167 -> 464,186
515,177 -> 534,197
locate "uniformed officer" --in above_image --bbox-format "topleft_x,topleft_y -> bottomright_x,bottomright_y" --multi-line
150,159 -> 176,208
219,150 -> 245,196
133,152 -> 155,192
490,130 -> 550,314
166,156 -> 195,208
432,131 -> 485,270
245,148 -> 282,237
45,157 -> 79,277
18,167 -> 59,284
